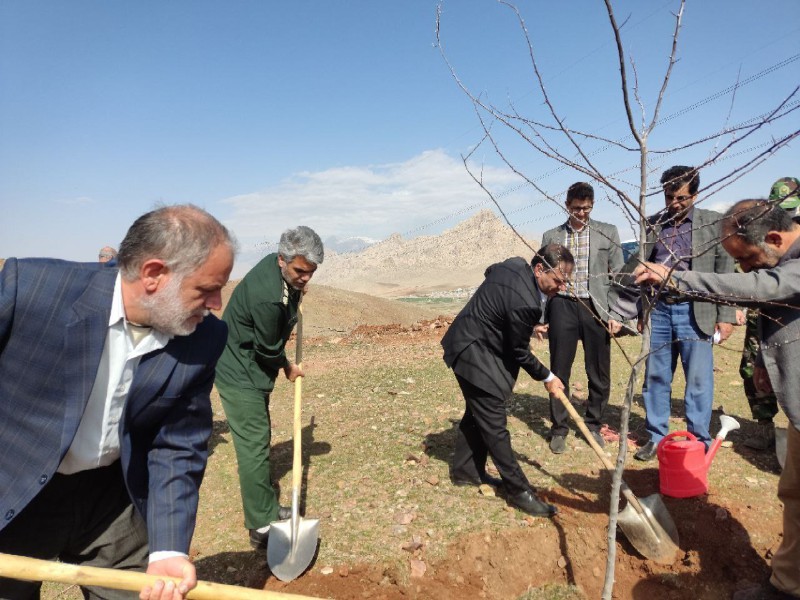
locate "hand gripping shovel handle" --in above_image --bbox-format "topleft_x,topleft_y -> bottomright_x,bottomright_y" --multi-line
0,552 -> 320,600
552,389 -> 647,514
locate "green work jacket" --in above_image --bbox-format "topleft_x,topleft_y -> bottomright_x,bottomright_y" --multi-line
215,253 -> 300,393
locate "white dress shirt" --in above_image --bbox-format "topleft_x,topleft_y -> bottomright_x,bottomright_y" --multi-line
58,274 -> 170,474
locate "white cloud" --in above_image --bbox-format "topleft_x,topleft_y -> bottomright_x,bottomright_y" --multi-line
222,149 -> 526,276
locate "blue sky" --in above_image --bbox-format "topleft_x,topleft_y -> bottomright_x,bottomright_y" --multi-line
1,1 -> 798,277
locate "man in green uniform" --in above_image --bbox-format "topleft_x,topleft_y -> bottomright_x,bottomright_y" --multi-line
215,226 -> 324,549
740,177 -> 800,451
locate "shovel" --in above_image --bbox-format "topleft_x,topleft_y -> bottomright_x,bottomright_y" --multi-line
553,389 -> 680,564
0,552 -> 319,599
267,305 -> 320,581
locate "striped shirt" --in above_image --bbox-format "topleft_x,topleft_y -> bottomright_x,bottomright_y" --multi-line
561,222 -> 590,299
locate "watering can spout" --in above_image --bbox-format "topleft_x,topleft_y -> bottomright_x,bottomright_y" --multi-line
705,415 -> 740,467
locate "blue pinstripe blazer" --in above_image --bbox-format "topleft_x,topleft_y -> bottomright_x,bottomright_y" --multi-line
0,258 -> 228,554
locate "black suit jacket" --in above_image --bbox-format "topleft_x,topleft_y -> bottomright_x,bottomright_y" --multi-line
441,257 -> 549,399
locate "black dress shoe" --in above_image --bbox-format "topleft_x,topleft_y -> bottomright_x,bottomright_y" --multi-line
634,441 -> 657,461
507,489 -> 558,518
450,472 -> 503,488
249,528 -> 269,550
248,506 -> 293,549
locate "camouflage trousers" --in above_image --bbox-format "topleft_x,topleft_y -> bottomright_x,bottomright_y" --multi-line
739,311 -> 779,422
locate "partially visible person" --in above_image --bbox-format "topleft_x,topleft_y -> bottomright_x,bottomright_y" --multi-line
739,177 -> 800,452
633,199 -> 800,599
626,166 -> 737,461
215,226 -> 323,550
99,246 -> 118,263
540,181 -> 624,454
442,244 -> 574,517
0,205 -> 236,600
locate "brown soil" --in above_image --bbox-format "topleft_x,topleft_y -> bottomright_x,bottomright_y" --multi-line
214,322 -> 781,600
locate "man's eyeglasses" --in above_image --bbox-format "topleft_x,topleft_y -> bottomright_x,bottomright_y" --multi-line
569,206 -> 593,213
665,194 -> 692,202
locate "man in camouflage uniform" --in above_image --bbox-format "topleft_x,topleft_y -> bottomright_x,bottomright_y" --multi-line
740,177 -> 800,451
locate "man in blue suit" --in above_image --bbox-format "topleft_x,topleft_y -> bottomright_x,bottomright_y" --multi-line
0,204 -> 235,600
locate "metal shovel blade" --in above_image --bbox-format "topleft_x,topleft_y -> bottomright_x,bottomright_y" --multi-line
551,389 -> 679,563
267,514 -> 320,582
618,492 -> 680,564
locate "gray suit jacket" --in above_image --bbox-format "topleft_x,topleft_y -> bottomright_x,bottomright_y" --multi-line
614,207 -> 737,336
674,237 -> 800,429
541,218 -> 624,322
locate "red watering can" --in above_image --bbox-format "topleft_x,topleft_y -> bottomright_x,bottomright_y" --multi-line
656,415 -> 740,498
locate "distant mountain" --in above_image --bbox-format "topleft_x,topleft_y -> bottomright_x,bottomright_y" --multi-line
313,209 -> 539,298
324,235 -> 380,254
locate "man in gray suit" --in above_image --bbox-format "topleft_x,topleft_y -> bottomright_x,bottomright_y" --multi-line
634,199 -> 800,599
540,182 -> 624,453
632,166 -> 737,461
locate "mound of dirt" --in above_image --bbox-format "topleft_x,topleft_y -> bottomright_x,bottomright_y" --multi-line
313,209 -> 539,298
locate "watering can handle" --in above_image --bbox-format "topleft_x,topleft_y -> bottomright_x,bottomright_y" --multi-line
660,431 -> 697,446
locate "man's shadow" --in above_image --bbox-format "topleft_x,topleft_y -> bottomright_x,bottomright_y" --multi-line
269,416 -> 332,512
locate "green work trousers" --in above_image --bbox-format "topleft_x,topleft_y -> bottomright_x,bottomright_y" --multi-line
217,383 -> 280,530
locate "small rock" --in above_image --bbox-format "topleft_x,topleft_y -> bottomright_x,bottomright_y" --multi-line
321,566 -> 334,575
478,484 -> 496,497
226,566 -> 237,573
338,566 -> 350,577
715,507 -> 729,521
409,559 -> 427,578
425,475 -> 440,486
592,567 -> 601,577
393,511 -> 416,525
557,556 -> 568,569
402,539 -> 424,552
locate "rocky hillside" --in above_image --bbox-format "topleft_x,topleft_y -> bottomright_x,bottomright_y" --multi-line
313,210 -> 538,298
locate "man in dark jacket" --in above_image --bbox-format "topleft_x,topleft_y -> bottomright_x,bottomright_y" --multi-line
0,205 -> 235,600
442,244 -> 573,517
215,226 -> 324,550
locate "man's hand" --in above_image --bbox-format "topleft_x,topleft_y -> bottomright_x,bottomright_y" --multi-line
607,319 -> 623,336
544,376 -> 565,396
715,322 -> 735,343
284,362 -> 305,382
533,324 -> 549,341
633,262 -> 670,285
735,309 -> 747,326
140,557 -> 196,600
754,366 -> 773,395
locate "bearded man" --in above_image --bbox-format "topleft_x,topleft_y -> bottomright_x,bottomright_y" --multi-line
0,205 -> 236,600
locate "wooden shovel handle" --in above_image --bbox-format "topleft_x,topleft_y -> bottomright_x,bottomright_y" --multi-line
552,389 -> 647,515
0,553 -> 320,599
293,305 -> 304,494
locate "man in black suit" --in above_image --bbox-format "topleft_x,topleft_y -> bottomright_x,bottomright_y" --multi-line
441,244 -> 573,517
